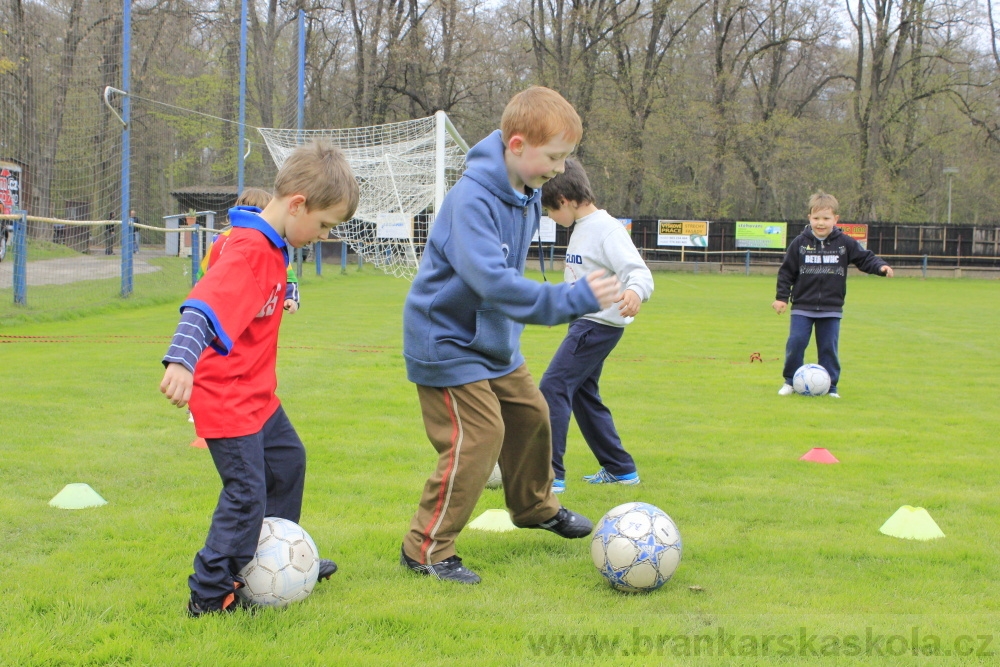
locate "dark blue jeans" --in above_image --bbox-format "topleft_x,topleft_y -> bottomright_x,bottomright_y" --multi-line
189,404 -> 306,604
539,318 -> 636,480
782,314 -> 841,391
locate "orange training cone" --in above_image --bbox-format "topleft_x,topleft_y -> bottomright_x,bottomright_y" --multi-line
799,447 -> 839,464
190,437 -> 208,449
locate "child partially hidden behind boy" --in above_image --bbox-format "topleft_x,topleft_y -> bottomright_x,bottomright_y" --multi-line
160,141 -> 358,616
538,158 -> 654,494
400,86 -> 621,584
773,191 -> 893,398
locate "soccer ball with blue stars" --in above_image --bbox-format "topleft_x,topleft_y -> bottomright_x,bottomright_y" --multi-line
590,502 -> 682,592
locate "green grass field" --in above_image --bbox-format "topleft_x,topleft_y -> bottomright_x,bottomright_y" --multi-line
1,271 -> 998,666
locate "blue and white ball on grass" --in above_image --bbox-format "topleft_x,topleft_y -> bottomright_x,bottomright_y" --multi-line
792,364 -> 831,396
236,517 -> 320,607
590,502 -> 682,592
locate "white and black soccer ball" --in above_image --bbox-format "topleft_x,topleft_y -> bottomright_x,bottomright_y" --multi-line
485,463 -> 503,490
792,364 -> 831,396
237,517 -> 320,607
590,502 -> 682,593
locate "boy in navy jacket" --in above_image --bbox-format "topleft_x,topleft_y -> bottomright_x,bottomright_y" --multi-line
400,87 -> 620,583
773,191 -> 893,398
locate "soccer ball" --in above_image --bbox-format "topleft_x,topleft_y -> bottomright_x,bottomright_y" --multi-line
793,364 -> 831,396
590,502 -> 682,593
236,517 -> 320,607
485,463 -> 503,489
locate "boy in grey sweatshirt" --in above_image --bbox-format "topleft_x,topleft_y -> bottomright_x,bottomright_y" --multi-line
539,159 -> 654,493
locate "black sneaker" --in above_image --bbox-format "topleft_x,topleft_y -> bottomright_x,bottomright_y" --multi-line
317,558 -> 338,581
400,546 -> 481,584
187,583 -> 245,618
525,507 -> 593,538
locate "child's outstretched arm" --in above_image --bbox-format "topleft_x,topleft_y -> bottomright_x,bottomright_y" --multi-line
849,240 -> 893,277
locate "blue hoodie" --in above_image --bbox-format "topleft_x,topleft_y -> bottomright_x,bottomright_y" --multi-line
403,130 -> 600,387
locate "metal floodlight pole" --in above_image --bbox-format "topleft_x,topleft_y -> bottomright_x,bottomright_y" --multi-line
943,167 -> 958,224
120,0 -> 133,297
297,9 -> 315,274
237,0 -> 248,195
297,9 -> 305,136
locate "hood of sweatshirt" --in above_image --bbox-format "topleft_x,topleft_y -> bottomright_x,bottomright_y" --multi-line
461,130 -> 538,208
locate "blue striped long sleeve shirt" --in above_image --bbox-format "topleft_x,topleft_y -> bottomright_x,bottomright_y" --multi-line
162,307 -> 216,373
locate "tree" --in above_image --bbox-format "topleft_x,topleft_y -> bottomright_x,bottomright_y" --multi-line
343,0 -> 411,125
518,0 -> 640,156
731,0 -> 847,218
387,0 -> 497,118
607,0 -> 706,216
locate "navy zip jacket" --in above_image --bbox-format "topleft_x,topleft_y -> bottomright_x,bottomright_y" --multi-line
403,130 -> 600,387
775,226 -> 888,313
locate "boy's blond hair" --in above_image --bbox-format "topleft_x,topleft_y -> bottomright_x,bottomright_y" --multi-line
235,187 -> 272,209
501,86 -> 583,147
274,140 -> 360,218
808,191 -> 839,215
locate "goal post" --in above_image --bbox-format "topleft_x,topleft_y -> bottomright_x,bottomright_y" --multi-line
435,110 -> 470,229
258,112 -> 468,280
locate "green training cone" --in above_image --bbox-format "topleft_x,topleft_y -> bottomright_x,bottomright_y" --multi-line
49,483 -> 108,510
879,505 -> 944,540
468,509 -> 518,532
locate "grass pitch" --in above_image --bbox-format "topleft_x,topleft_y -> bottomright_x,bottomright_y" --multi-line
0,271 -> 998,666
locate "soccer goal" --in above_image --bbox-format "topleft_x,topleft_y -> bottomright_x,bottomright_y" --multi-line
258,112 -> 468,280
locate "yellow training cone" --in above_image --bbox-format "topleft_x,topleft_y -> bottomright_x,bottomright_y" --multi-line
49,483 -> 108,509
879,505 -> 944,540
468,509 -> 518,532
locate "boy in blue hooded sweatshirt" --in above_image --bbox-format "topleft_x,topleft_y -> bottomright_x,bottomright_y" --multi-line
400,86 -> 621,584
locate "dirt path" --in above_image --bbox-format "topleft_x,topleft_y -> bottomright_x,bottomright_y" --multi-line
0,250 -> 163,288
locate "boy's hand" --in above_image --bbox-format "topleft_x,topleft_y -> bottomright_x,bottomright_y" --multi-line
772,300 -> 787,314
880,265 -> 894,278
616,289 -> 642,318
586,270 -> 622,310
160,363 -> 194,408
283,299 -> 299,313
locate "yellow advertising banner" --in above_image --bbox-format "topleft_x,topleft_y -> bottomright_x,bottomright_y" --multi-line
657,220 -> 709,247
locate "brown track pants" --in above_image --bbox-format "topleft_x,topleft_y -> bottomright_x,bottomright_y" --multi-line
402,364 -> 562,564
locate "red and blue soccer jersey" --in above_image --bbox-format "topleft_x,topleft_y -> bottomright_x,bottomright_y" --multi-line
184,207 -> 289,438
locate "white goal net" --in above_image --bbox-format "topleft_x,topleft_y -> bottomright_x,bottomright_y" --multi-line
258,112 -> 468,279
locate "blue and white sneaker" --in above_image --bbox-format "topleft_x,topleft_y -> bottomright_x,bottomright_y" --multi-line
552,478 -> 566,494
583,468 -> 641,486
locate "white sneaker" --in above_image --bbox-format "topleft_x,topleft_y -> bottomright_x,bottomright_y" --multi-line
778,384 -> 794,396
829,392 -> 841,398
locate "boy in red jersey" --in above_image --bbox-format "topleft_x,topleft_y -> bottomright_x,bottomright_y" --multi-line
159,141 -> 358,616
